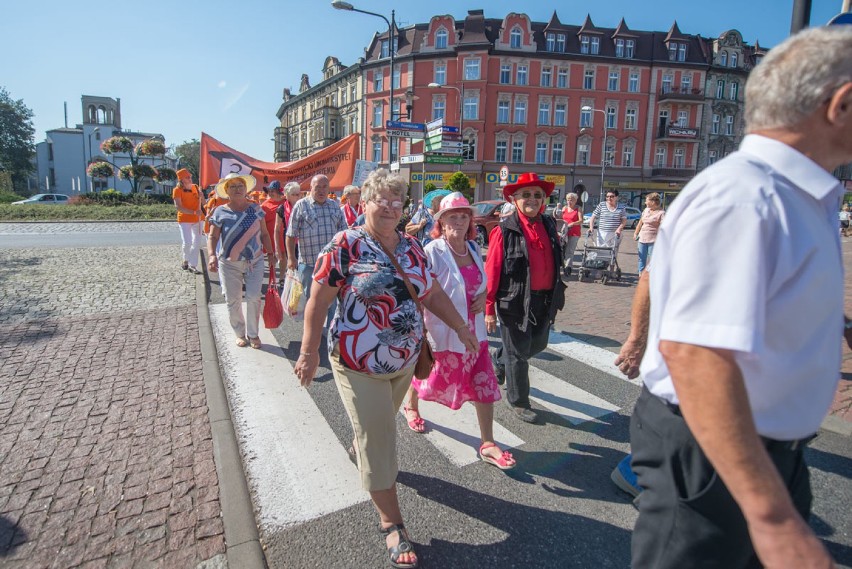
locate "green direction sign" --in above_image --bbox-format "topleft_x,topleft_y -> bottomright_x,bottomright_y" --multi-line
425,155 -> 464,165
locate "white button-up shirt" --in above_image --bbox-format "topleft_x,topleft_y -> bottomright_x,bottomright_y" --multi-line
640,135 -> 845,440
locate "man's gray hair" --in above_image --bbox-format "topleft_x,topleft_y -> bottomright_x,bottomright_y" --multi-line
311,174 -> 329,186
342,184 -> 360,197
284,182 -> 302,195
746,26 -> 852,131
361,168 -> 408,203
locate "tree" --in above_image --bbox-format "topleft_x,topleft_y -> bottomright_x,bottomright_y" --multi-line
174,139 -> 200,182
87,137 -> 176,193
445,171 -> 473,203
0,87 -> 36,193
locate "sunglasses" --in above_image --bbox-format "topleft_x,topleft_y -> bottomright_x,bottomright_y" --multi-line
516,191 -> 545,200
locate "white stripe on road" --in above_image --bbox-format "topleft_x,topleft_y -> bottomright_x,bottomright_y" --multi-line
210,304 -> 368,532
403,400 -> 525,467
547,330 -> 642,385
528,366 -> 620,425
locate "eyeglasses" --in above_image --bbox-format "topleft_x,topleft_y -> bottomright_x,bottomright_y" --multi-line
606,194 -> 617,199
516,191 -> 545,200
371,197 -> 404,211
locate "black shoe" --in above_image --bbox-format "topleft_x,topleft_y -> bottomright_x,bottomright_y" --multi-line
504,398 -> 537,423
490,348 -> 505,386
181,261 -> 189,271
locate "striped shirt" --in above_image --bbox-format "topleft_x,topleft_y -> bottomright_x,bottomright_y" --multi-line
286,195 -> 347,265
210,203 -> 264,261
592,202 -> 627,232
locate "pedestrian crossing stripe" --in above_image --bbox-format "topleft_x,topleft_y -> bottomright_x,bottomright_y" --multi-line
547,330 -> 643,386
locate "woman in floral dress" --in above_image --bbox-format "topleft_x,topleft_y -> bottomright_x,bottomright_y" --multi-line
410,192 -> 516,470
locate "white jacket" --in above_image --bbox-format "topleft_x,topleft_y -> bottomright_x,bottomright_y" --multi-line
423,238 -> 487,353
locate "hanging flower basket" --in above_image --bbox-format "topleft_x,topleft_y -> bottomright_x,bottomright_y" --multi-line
119,164 -> 158,180
101,136 -> 134,154
87,161 -> 115,179
154,167 -> 177,182
136,139 -> 166,156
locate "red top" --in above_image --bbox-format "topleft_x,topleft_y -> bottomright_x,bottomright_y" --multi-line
261,198 -> 284,253
485,214 -> 555,316
341,203 -> 362,227
561,207 -> 582,237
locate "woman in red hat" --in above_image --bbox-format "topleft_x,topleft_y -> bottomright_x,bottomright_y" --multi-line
484,173 -> 566,424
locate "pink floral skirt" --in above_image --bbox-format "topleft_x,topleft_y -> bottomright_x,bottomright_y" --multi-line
412,341 -> 501,410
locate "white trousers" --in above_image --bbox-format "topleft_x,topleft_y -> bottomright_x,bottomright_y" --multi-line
218,257 -> 264,339
178,222 -> 204,268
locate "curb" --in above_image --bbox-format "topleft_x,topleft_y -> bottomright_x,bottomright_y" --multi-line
196,252 -> 267,569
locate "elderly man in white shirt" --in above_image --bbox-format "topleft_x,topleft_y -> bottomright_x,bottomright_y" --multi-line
630,26 -> 852,569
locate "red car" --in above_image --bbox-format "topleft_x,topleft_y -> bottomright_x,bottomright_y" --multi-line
471,200 -> 505,247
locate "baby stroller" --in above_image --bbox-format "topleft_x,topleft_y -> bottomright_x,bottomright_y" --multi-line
579,232 -> 622,284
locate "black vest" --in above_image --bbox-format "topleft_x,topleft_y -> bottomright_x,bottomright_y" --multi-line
495,212 -> 566,331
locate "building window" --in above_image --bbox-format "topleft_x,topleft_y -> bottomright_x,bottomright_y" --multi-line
655,146 -> 666,167
500,64 -> 512,84
552,143 -> 564,164
341,89 -> 347,105
464,59 -> 481,80
372,104 -> 383,127
615,38 -> 624,58
662,74 -> 673,94
608,70 -> 620,91
708,150 -> 717,165
680,74 -> 692,93
374,71 -> 383,92
557,68 -> 568,88
351,85 -> 357,101
391,137 -> 399,159
495,140 -> 507,162
673,147 -> 685,168
546,33 -> 555,51
512,141 -> 524,163
712,113 -> 720,134
556,34 -> 566,52
605,140 -> 615,166
628,72 -> 639,93
541,67 -> 552,87
591,36 -> 600,54
517,65 -> 528,86
626,40 -> 635,58
381,40 -> 389,58
372,140 -> 382,162
514,100 -> 527,124
393,67 -> 401,89
668,43 -> 677,61
497,100 -> 510,123
580,106 -> 591,127
535,142 -> 547,164
554,104 -> 566,126
679,44 -> 687,61
434,64 -> 446,85
577,143 -> 589,165
584,69 -> 594,89
729,82 -> 739,101
580,35 -> 590,54
436,28 -> 448,49
463,95 -> 478,120
716,80 -> 725,99
625,108 -> 637,130
432,98 -> 445,120
623,144 -> 634,167
538,101 -> 550,125
676,110 -> 688,127
606,106 -> 617,129
730,52 -> 738,67
463,136 -> 476,160
725,115 -> 734,135
720,51 -> 728,66
510,27 -> 522,48
392,99 -> 400,121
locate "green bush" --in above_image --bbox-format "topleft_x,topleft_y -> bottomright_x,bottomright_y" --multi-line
0,203 -> 176,221
78,191 -> 175,206
0,190 -> 27,204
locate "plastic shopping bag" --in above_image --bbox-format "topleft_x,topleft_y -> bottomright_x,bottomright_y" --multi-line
283,269 -> 306,322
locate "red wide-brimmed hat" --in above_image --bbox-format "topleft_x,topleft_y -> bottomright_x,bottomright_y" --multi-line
502,172 -> 555,201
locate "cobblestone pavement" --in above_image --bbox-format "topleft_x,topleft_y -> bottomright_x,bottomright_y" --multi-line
553,233 -> 852,425
0,223 -> 175,235
0,245 -> 225,568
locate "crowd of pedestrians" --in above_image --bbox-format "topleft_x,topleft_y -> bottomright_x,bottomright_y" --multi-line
168,24 -> 852,569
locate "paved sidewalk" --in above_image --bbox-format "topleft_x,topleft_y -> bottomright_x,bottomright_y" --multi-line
0,245 -> 226,568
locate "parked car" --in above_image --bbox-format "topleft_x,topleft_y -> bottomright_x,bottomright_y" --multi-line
11,193 -> 70,205
471,200 -> 504,247
582,207 -> 642,228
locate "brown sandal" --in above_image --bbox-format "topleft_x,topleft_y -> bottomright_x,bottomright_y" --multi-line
248,337 -> 262,349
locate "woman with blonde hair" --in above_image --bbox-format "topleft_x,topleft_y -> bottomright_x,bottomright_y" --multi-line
633,193 -> 665,274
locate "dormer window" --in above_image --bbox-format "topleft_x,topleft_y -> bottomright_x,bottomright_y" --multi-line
626,40 -> 635,58
591,36 -> 600,54
510,27 -> 522,48
668,43 -> 677,61
436,28 -> 448,49
556,34 -> 566,52
580,35 -> 590,54
615,38 -> 624,57
730,52 -> 738,68
381,40 -> 389,58
720,51 -> 728,66
668,42 -> 687,62
678,44 -> 687,61
546,33 -> 555,51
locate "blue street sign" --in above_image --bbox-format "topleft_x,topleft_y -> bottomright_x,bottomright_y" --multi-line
828,12 -> 852,26
385,120 -> 425,131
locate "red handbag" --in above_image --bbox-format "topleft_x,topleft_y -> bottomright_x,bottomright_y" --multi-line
263,272 -> 284,329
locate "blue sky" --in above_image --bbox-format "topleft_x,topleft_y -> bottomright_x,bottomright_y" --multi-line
3,0 -> 844,160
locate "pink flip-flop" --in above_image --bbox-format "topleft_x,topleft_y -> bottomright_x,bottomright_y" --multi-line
479,442 -> 516,470
403,405 -> 426,433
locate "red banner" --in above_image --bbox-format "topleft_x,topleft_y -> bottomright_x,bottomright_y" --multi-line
200,133 -> 360,190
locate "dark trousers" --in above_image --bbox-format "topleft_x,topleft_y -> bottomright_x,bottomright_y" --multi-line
496,293 -> 551,408
629,386 -> 813,569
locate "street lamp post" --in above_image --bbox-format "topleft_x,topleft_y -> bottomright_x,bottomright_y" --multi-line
427,82 -> 464,167
581,106 -> 608,206
87,127 -> 100,193
332,1 -> 396,163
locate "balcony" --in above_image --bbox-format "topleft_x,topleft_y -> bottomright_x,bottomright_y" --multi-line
651,167 -> 696,179
658,86 -> 705,102
656,125 -> 700,140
